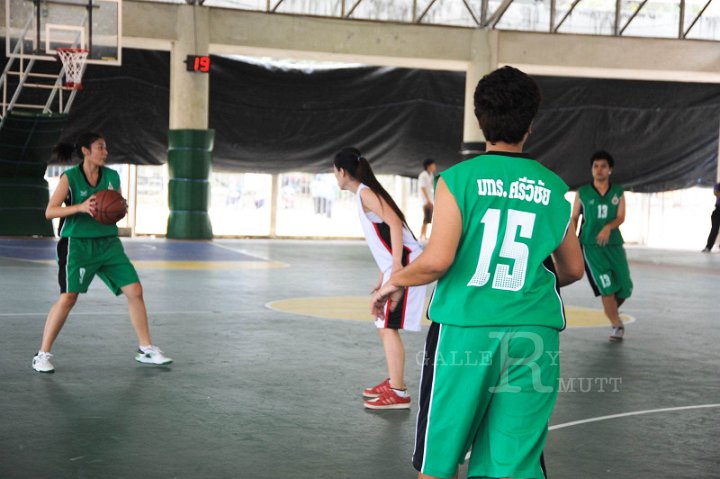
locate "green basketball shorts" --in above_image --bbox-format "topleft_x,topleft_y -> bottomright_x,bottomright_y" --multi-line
57,236 -> 139,296
582,244 -> 633,298
414,322 -> 560,479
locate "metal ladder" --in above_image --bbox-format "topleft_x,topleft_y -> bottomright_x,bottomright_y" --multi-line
0,16 -> 83,131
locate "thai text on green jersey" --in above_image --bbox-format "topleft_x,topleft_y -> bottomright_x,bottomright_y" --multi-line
428,153 -> 571,329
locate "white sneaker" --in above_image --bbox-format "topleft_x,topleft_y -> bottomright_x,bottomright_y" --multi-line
32,352 -> 55,373
135,345 -> 173,365
609,323 -> 625,342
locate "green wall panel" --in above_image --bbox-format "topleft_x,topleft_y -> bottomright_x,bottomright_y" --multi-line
0,112 -> 65,236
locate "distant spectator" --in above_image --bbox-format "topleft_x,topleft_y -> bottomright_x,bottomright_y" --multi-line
321,174 -> 338,218
702,182 -> 720,252
310,175 -> 323,215
418,158 -> 437,241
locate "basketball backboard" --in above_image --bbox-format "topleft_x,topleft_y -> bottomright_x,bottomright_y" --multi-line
5,0 -> 121,66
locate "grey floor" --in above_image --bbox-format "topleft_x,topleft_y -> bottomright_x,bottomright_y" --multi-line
1,239 -> 719,479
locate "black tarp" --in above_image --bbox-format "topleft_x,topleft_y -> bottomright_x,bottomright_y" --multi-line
0,43 -> 170,166
209,57 -> 465,177
3,44 -> 719,192
60,48 -> 170,166
529,77 -> 720,191
212,58 -> 720,191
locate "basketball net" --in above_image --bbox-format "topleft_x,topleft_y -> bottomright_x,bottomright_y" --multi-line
57,48 -> 89,90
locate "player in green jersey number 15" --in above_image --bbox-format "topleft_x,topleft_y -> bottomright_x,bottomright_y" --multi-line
371,66 -> 584,479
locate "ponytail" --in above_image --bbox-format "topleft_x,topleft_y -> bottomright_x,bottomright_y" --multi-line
333,147 -> 409,226
51,132 -> 104,163
51,143 -> 75,163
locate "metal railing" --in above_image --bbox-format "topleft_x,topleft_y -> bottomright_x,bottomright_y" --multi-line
1,11 -> 86,128
184,0 -> 720,41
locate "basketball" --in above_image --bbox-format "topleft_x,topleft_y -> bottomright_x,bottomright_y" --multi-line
94,189 -> 127,225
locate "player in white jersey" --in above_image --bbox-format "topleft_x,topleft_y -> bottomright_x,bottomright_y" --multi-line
334,147 -> 427,410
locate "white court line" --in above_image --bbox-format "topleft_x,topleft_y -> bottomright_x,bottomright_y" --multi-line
549,404 -> 720,431
210,242 -> 275,262
1,241 -> 285,265
0,244 -> 52,250
0,259 -> 51,265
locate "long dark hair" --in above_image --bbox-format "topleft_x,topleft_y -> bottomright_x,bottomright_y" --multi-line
333,147 -> 408,226
51,132 -> 104,163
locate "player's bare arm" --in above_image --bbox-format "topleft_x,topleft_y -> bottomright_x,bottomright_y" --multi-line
371,272 -> 384,293
391,178 -> 460,284
570,193 -> 582,234
371,179 -> 461,317
360,187 -> 405,272
45,174 -> 96,219
552,227 -> 584,286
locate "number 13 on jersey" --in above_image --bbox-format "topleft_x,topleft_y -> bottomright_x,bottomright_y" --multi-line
598,204 -> 608,219
468,208 -> 536,292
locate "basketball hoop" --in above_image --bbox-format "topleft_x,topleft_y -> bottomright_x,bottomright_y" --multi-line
57,48 -> 89,90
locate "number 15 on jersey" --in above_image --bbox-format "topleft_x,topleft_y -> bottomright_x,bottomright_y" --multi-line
467,208 -> 536,292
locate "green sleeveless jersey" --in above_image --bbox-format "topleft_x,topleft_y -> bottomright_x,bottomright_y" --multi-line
577,183 -> 624,245
59,163 -> 120,238
428,153 -> 571,329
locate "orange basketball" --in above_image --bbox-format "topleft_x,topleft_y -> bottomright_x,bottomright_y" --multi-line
94,189 -> 127,225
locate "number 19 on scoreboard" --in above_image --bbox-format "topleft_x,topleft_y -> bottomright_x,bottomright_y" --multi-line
185,55 -> 211,73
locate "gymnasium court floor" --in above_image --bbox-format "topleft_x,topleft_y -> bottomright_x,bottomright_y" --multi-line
0,238 -> 718,478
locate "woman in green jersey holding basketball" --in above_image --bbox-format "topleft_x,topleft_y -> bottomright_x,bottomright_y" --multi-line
32,132 -> 172,373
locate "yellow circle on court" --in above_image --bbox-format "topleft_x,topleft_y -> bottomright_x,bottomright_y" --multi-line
266,296 -> 634,328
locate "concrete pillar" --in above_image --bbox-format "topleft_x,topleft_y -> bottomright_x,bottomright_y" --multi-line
270,174 -> 280,237
167,5 -> 214,239
170,5 -> 210,130
461,29 -> 498,158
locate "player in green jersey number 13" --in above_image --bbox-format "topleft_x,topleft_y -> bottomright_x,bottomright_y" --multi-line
571,150 -> 634,342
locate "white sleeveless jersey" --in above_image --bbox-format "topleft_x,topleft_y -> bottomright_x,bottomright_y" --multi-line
356,183 -> 426,331
356,183 -> 423,273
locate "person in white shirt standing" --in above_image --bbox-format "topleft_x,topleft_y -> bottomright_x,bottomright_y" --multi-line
418,159 -> 437,241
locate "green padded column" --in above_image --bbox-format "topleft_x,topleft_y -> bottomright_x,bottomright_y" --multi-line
0,178 -> 54,236
0,112 -> 67,236
166,129 -> 214,239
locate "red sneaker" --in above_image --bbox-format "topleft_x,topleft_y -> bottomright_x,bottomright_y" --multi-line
363,378 -> 391,399
364,388 -> 411,410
